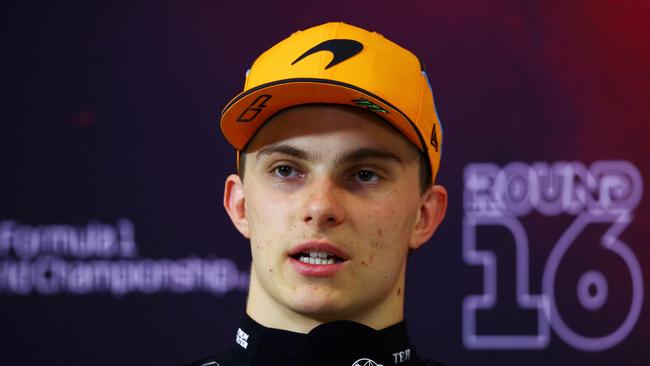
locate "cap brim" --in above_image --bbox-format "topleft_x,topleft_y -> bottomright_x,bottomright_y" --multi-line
220,78 -> 427,153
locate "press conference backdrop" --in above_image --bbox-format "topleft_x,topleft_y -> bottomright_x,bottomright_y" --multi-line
1,1 -> 648,365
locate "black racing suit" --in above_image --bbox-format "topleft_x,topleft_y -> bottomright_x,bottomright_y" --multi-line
184,314 -> 444,366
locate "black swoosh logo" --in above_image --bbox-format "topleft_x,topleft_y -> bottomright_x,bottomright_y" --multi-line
291,39 -> 363,69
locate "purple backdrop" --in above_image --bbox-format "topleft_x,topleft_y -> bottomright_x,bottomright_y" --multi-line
1,1 -> 648,365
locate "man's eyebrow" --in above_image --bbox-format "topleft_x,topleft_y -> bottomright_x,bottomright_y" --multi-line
256,145 -> 403,165
335,147 -> 403,165
256,144 -> 315,161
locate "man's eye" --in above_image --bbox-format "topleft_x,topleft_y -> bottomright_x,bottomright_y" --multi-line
273,165 -> 299,178
356,170 -> 379,183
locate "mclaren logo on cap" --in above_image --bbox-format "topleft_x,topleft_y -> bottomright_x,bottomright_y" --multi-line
292,39 -> 363,69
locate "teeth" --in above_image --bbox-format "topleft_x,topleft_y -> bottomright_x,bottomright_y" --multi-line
299,254 -> 337,265
308,251 -> 330,258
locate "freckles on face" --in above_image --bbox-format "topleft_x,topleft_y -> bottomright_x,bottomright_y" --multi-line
351,187 -> 416,270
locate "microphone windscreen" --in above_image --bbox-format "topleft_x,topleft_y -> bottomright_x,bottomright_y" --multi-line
296,320 -> 392,366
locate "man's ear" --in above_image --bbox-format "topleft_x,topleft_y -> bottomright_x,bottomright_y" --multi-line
409,184 -> 448,249
223,174 -> 250,238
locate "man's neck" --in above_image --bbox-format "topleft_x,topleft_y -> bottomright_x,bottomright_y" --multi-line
246,268 -> 405,333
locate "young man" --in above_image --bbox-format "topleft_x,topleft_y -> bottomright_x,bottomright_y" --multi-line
189,22 -> 447,366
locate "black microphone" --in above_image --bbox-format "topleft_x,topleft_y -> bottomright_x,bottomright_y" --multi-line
296,320 -> 393,366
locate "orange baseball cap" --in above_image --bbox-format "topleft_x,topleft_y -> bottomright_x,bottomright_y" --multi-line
220,22 -> 444,182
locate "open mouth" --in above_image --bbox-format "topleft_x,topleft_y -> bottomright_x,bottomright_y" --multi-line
290,251 -> 345,265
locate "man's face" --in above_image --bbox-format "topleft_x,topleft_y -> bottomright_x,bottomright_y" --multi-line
225,104 -> 445,330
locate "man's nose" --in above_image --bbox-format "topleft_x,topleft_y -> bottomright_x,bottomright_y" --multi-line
301,176 -> 345,228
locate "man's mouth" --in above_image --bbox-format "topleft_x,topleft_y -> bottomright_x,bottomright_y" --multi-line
288,242 -> 348,276
291,251 -> 345,265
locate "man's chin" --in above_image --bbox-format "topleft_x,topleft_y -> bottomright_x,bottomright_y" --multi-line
286,291 -> 350,320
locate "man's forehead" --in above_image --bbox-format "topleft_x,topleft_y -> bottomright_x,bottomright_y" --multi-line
244,104 -> 420,159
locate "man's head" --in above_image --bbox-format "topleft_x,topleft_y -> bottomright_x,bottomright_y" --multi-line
220,22 -> 447,332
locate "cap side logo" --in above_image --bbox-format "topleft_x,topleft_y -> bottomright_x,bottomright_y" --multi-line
292,39 -> 363,69
430,123 -> 439,152
352,98 -> 387,113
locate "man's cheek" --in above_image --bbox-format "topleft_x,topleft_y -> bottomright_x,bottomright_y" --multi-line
248,196 -> 283,229
367,208 -> 404,240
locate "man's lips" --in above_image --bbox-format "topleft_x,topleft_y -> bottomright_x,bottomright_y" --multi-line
287,241 -> 349,277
